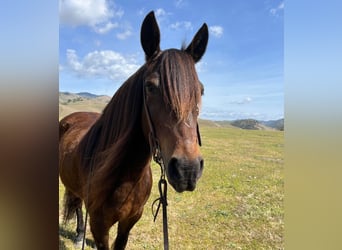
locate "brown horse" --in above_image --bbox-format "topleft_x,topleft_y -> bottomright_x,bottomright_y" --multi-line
59,11 -> 208,250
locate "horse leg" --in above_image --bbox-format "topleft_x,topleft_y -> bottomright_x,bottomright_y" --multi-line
113,210 -> 143,250
62,189 -> 85,245
89,212 -> 111,250
75,207 -> 85,245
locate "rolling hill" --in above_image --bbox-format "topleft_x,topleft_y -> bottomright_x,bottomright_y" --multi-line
59,92 -> 111,119
229,119 -> 284,131
59,92 -> 284,130
260,119 -> 284,131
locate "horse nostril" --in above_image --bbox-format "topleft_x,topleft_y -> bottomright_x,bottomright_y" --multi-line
168,157 -> 181,179
199,158 -> 204,172
169,157 -> 177,167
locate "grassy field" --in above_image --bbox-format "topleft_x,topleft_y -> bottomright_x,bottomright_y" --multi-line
59,121 -> 283,249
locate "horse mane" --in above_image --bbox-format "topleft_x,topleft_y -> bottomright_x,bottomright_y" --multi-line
78,67 -> 147,209
158,49 -> 202,122
78,49 -> 202,210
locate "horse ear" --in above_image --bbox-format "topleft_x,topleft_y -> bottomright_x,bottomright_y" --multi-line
140,11 -> 161,60
185,23 -> 209,63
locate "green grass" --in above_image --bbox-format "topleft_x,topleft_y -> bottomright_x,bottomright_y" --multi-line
59,125 -> 284,249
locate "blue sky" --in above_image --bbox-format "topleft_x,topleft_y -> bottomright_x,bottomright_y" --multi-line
59,0 -> 284,121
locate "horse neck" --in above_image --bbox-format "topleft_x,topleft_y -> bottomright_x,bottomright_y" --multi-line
80,67 -> 152,171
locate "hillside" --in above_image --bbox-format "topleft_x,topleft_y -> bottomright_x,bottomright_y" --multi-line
76,92 -> 102,99
59,92 -> 111,103
227,119 -> 284,131
198,119 -> 233,128
59,92 -> 283,131
260,119 -> 284,131
59,92 -> 111,119
230,119 -> 272,130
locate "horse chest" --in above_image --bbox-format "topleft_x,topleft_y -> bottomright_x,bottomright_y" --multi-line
108,168 -> 152,219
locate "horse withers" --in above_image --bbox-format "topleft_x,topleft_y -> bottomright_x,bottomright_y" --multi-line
59,11 -> 208,250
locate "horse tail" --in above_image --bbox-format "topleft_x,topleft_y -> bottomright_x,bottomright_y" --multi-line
62,189 -> 82,223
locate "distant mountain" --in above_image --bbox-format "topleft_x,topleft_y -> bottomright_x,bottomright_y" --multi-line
260,119 -> 284,131
76,92 -> 102,99
59,92 -> 84,104
198,119 -> 233,128
59,92 -> 111,104
59,92 -> 111,119
230,118 -> 284,131
230,119 -> 270,130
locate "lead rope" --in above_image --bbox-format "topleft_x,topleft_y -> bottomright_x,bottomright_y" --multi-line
143,81 -> 169,250
150,133 -> 169,250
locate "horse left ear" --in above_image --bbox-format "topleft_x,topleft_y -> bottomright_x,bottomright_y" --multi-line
141,11 -> 161,61
185,23 -> 209,63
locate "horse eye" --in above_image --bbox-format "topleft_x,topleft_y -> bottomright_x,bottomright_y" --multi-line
145,82 -> 159,94
195,106 -> 200,116
200,82 -> 204,96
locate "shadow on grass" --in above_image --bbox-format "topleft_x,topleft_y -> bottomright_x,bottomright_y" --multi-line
59,225 -> 95,249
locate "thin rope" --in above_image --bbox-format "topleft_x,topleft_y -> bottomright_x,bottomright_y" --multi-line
151,164 -> 169,250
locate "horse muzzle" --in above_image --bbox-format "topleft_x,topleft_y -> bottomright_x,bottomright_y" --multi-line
166,156 -> 204,192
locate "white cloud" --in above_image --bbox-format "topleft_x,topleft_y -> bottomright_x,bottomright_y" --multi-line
170,22 -> 180,29
270,1 -> 284,16
94,39 -> 102,47
230,97 -> 253,105
59,0 -> 112,26
65,49 -> 140,81
138,8 -> 146,16
175,0 -> 185,8
59,0 -> 123,34
195,61 -> 207,73
66,49 -> 83,71
242,97 -> 252,104
209,25 -> 224,38
155,8 -> 167,17
169,21 -> 193,30
116,29 -> 132,40
93,21 -> 119,34
149,8 -> 171,23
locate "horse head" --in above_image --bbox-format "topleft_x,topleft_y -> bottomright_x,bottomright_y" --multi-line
141,11 -> 208,192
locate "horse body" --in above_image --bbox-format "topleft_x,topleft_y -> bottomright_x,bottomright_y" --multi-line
59,112 -> 99,194
60,108 -> 153,248
59,11 -> 208,250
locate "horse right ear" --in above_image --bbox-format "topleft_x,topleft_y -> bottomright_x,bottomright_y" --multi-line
140,11 -> 161,61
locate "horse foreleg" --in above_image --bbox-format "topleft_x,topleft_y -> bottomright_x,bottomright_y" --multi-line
89,212 -> 111,250
113,211 -> 143,250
